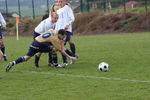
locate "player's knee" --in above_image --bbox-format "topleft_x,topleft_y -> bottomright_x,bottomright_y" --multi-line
24,56 -> 30,61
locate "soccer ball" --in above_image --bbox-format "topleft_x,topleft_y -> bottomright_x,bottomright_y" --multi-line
98,62 -> 109,72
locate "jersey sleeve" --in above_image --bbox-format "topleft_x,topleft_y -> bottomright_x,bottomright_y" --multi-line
66,6 -> 75,25
0,12 -> 6,27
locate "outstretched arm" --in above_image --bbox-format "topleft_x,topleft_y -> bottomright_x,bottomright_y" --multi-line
59,40 -> 76,60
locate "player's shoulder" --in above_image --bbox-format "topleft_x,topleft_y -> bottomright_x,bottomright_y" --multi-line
66,3 -> 72,8
48,29 -> 58,35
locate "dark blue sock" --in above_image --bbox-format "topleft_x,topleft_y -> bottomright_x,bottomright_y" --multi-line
65,49 -> 73,56
15,57 -> 26,64
62,55 -> 68,63
70,43 -> 76,57
34,55 -> 40,64
48,52 -> 53,64
52,53 -> 58,64
1,45 -> 5,55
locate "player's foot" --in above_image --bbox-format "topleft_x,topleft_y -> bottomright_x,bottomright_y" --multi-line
48,63 -> 60,68
58,63 -> 68,68
3,55 -> 7,61
6,62 -> 14,72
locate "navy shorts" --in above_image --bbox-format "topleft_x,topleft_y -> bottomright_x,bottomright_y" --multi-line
33,31 -> 41,39
26,40 -> 52,57
0,29 -> 3,39
64,31 -> 73,42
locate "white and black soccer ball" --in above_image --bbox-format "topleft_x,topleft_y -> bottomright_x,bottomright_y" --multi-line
98,62 -> 109,72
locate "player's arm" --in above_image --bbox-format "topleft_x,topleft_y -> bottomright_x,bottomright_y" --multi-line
64,7 -> 75,30
0,13 -> 6,27
55,40 -> 76,60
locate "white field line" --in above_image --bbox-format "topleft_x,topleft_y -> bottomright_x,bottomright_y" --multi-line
20,71 -> 150,83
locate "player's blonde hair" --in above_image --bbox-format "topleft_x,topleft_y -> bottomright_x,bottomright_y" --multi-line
51,12 -> 58,18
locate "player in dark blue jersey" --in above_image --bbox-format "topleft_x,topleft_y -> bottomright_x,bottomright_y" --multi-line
5,29 -> 76,72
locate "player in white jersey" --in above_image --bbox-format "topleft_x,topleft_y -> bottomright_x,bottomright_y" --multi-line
0,12 -> 7,61
55,0 -> 77,66
33,12 -> 59,67
33,12 -> 57,38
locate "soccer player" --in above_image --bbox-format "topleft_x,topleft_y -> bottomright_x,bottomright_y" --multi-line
34,12 -> 58,38
0,12 -> 7,61
5,29 -> 77,72
50,0 -> 61,13
55,0 -> 76,66
33,12 -> 58,67
42,10 -> 49,21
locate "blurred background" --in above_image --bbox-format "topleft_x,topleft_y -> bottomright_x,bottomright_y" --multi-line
0,0 -> 150,18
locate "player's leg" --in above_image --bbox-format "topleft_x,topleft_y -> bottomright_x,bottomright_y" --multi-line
5,56 -> 31,72
0,50 -> 3,61
33,31 -> 41,67
61,31 -> 71,65
61,41 -> 68,65
48,52 -> 58,67
5,44 -> 38,72
68,35 -> 76,57
61,31 -> 76,65
34,52 -> 41,67
0,29 -> 7,61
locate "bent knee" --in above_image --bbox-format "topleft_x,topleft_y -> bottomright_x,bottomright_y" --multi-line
24,56 -> 30,61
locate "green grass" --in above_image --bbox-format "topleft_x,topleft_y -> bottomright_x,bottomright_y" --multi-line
0,32 -> 150,100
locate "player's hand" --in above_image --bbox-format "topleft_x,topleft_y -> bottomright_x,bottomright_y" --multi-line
64,25 -> 69,30
69,56 -> 77,60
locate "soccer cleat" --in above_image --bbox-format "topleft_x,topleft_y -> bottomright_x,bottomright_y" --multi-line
3,55 -> 7,61
58,63 -> 68,68
48,63 -> 60,68
6,62 -> 14,72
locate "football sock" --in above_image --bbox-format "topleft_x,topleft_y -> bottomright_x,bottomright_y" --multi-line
1,45 -> 5,55
35,55 -> 40,64
62,55 -> 67,63
48,52 -> 53,64
70,43 -> 76,57
65,49 -> 73,56
14,57 -> 26,64
52,53 -> 58,64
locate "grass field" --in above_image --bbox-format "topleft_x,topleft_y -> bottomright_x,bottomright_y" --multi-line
0,32 -> 150,100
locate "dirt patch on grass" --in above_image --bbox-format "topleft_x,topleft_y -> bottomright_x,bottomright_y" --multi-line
4,11 -> 150,36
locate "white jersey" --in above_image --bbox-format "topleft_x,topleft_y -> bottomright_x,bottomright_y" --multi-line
0,12 -> 6,27
34,17 -> 55,34
55,5 -> 75,32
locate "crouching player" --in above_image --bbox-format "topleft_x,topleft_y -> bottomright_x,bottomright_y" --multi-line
5,29 -> 76,72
